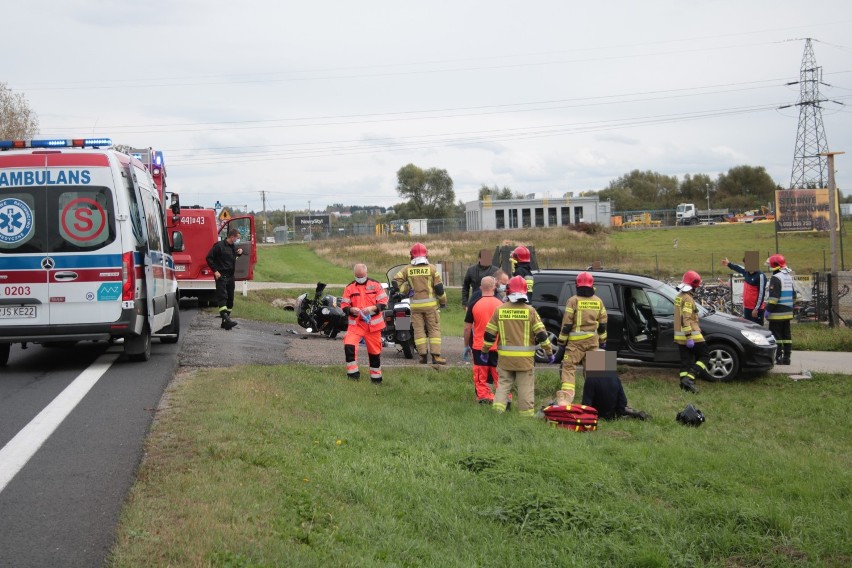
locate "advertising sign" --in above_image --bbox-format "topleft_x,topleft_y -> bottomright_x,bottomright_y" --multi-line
294,214 -> 330,232
775,188 -> 838,233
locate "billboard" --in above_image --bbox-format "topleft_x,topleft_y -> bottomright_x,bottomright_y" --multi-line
294,214 -> 330,233
775,189 -> 838,233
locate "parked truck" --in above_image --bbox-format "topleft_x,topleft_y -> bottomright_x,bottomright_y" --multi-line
675,203 -> 730,225
131,148 -> 257,306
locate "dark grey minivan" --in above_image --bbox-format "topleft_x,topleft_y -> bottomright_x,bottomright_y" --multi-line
531,270 -> 776,381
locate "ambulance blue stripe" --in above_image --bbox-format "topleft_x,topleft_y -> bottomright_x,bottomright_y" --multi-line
0,254 -> 122,270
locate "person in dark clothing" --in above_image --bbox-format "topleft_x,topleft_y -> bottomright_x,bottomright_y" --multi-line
461,249 -> 498,307
206,228 -> 244,330
722,256 -> 768,325
580,374 -> 649,421
511,246 -> 534,294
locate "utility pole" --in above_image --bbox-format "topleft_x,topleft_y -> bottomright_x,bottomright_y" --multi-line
260,190 -> 268,242
822,151 -> 844,327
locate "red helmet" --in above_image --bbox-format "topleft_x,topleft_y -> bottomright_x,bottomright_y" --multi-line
767,254 -> 786,269
576,271 -> 594,288
682,270 -> 702,289
506,275 -> 528,296
512,246 -> 531,263
410,242 -> 428,258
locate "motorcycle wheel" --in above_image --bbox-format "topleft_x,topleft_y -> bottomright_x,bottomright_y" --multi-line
402,339 -> 414,359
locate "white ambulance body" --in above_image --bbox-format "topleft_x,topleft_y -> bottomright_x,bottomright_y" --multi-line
0,138 -> 181,365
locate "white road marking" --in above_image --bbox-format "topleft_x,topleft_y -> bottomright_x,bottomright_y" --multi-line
0,352 -> 120,494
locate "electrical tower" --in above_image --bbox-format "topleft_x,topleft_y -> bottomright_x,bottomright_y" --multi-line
788,38 -> 830,189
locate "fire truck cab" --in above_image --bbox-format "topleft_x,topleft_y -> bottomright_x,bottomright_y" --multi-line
129,148 -> 257,306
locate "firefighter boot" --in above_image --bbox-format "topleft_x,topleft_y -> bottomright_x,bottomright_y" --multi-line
781,345 -> 791,366
432,354 -> 447,365
679,376 -> 698,393
221,310 -> 238,330
419,354 -> 428,364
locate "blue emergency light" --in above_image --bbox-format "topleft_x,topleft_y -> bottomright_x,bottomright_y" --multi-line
0,137 -> 113,150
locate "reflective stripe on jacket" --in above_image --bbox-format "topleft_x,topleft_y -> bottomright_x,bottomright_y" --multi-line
766,269 -> 795,320
557,294 -> 608,345
674,291 -> 704,344
481,302 -> 551,371
393,263 -> 447,311
341,278 -> 388,332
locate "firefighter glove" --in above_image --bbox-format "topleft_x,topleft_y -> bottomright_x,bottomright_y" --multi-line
764,310 -> 771,320
553,345 -> 566,363
686,338 -> 695,349
600,342 -> 607,350
478,353 -> 489,364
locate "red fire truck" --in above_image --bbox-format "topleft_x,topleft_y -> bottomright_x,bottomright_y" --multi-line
131,148 -> 257,306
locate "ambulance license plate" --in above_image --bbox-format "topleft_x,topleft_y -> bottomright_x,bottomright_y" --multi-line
0,306 -> 37,318
174,265 -> 187,272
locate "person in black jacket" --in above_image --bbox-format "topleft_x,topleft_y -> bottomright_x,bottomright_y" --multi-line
461,249 -> 498,307
206,229 -> 244,330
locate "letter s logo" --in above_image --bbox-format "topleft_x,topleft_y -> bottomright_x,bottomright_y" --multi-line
74,208 -> 94,232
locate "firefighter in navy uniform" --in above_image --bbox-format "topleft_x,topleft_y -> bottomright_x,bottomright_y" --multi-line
481,276 -> 553,416
340,264 -> 389,383
765,254 -> 795,365
674,270 -> 708,393
511,246 -> 535,294
393,243 -> 448,364
205,228 -> 244,330
552,271 -> 607,405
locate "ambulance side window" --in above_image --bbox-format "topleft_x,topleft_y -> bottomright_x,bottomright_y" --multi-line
123,169 -> 145,248
142,192 -> 163,253
53,189 -> 116,252
132,166 -> 164,254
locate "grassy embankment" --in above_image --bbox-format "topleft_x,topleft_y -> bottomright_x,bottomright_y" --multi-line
110,364 -> 852,567
108,224 -> 852,567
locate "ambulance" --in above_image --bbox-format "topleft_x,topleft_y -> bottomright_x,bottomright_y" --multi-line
0,138 -> 183,365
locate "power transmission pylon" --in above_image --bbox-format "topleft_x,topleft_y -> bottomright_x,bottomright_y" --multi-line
788,38 -> 830,189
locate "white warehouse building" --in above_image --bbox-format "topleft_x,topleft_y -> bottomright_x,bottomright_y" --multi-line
464,194 -> 611,231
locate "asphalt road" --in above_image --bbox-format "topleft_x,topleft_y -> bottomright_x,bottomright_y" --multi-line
0,323 -> 183,568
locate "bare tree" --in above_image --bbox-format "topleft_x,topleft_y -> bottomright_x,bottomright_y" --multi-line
0,82 -> 39,139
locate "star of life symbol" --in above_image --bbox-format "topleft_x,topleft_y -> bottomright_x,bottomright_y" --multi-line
0,198 -> 34,244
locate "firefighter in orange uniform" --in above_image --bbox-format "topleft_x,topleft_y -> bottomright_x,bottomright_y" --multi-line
481,276 -> 553,416
341,264 -> 388,383
552,271 -> 607,404
393,243 -> 448,364
674,270 -> 707,393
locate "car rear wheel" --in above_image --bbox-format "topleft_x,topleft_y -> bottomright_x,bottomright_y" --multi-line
704,343 -> 740,382
0,343 -> 10,367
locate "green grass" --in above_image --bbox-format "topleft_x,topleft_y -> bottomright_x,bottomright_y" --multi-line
285,224 -> 850,282
255,243 -> 354,284
110,366 -> 852,567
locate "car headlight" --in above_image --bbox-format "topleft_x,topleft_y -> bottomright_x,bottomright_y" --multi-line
741,329 -> 772,346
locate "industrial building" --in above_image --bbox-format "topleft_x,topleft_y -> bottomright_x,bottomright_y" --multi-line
464,194 -> 611,231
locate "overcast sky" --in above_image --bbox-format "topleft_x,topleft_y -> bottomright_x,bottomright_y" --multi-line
6,1 -> 852,213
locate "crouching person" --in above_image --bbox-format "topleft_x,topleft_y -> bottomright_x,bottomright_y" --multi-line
481,276 -> 553,417
578,355 -> 650,421
341,264 -> 388,384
